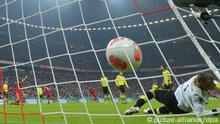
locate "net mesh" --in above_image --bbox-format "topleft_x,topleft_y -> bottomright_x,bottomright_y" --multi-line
0,0 -> 220,124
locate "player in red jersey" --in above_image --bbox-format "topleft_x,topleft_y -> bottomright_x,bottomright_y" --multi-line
43,86 -> 57,104
11,76 -> 28,106
89,87 -> 99,102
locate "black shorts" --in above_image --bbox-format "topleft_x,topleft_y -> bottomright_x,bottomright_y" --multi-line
119,85 -> 125,94
3,92 -> 8,98
164,84 -> 173,90
39,95 -> 43,98
102,87 -> 109,94
154,89 -> 187,114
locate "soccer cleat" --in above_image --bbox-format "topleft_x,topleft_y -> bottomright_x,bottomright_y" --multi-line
124,106 -> 139,115
143,108 -> 151,114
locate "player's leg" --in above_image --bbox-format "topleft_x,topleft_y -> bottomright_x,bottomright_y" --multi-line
153,89 -> 173,104
103,87 -> 108,103
52,96 -> 58,103
143,106 -> 170,114
106,89 -> 111,103
19,92 -> 25,105
19,96 -> 24,106
119,85 -> 127,104
104,87 -> 111,104
11,97 -> 19,105
144,89 -> 187,114
39,95 -> 43,103
11,92 -> 20,105
3,92 -> 9,104
125,88 -> 175,115
48,95 -> 57,104
125,91 -> 155,115
90,94 -> 99,102
94,96 -> 99,102
46,95 -> 50,104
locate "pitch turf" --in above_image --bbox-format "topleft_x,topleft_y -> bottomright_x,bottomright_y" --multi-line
0,98 -> 220,124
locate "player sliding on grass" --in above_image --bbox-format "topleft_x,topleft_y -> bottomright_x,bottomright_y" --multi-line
11,76 -> 28,106
125,72 -> 220,116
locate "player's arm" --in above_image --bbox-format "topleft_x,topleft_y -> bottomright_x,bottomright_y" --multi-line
162,71 -> 165,85
100,78 -> 103,86
115,76 -> 119,87
192,93 -> 220,116
123,77 -> 129,88
214,81 -> 220,91
20,76 -> 28,84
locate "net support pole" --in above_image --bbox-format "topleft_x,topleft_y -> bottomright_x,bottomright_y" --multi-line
167,0 -> 220,80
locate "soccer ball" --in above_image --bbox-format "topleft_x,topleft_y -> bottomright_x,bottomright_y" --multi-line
106,37 -> 142,73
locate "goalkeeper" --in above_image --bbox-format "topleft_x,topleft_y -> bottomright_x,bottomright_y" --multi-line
115,72 -> 129,104
125,72 -> 220,116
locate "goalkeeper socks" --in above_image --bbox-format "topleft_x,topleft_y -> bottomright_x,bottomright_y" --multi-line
134,98 -> 145,107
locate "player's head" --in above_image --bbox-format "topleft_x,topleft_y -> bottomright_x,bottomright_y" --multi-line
119,72 -> 123,75
4,80 -> 8,84
196,72 -> 215,91
160,65 -> 167,70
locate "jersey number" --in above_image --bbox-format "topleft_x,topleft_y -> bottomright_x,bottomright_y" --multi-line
184,84 -> 189,91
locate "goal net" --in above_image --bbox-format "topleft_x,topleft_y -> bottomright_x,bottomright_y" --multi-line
0,0 -> 220,124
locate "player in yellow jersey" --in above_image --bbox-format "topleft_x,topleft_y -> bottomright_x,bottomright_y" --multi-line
151,82 -> 159,91
3,80 -> 9,104
215,82 -> 220,91
115,72 -> 129,104
100,76 -> 111,103
161,65 -> 173,90
37,87 -> 43,103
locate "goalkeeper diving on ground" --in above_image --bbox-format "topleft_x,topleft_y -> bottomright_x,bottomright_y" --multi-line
125,72 -> 220,116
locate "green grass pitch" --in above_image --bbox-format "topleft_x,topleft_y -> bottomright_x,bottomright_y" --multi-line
0,98 -> 220,124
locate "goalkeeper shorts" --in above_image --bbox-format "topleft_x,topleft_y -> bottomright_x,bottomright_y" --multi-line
154,89 -> 187,114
